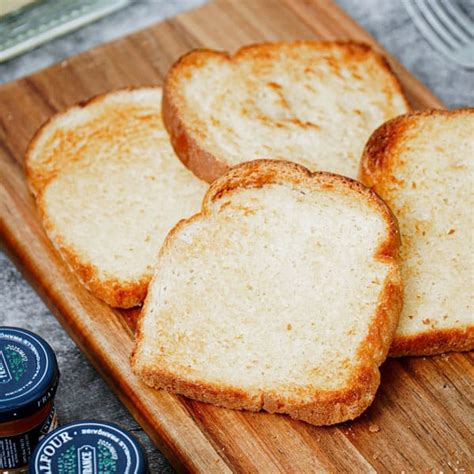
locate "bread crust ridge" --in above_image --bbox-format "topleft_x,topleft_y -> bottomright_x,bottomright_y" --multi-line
132,159 -> 403,425
360,108 -> 474,356
163,40 -> 410,183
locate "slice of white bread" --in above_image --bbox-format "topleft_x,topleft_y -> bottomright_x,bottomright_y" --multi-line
132,160 -> 402,425
162,40 -> 410,183
360,109 -> 474,356
25,88 -> 207,308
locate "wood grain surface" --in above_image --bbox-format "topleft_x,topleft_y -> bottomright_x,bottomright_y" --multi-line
0,0 -> 472,471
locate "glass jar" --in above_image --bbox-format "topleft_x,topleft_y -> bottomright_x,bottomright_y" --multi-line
0,327 -> 59,473
29,420 -> 148,473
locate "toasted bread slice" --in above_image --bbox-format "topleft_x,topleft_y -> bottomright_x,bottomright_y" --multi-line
162,40 -> 409,183
132,160 -> 402,425
25,88 -> 207,308
361,109 -> 474,356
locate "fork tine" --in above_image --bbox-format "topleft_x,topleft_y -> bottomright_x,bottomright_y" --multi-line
442,0 -> 474,39
429,0 -> 472,44
404,0 -> 455,55
404,0 -> 474,68
413,0 -> 460,49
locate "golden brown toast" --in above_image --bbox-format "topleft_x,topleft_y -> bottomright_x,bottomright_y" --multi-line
163,40 -> 409,182
361,109 -> 474,356
25,88 -> 207,308
132,160 -> 402,425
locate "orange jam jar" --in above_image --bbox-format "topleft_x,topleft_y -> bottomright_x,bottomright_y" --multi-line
0,328 -> 59,473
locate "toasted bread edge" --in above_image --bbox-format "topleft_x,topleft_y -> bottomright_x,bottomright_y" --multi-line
132,159 -> 403,425
360,109 -> 474,356
162,40 -> 410,184
162,50 -> 231,183
24,87 -> 164,308
390,327 -> 474,357
40,219 -> 149,308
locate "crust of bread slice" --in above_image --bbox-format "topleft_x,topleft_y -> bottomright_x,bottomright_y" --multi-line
132,159 -> 402,425
25,87 -> 207,308
162,40 -> 409,183
360,109 -> 474,356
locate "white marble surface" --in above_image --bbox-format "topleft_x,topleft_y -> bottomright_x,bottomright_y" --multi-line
0,0 -> 473,472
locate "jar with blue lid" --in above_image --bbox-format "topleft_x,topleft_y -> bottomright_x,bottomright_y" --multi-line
29,420 -> 148,474
0,327 -> 60,473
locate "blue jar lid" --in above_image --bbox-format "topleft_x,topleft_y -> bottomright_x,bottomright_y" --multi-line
0,327 -> 59,423
29,420 -> 148,474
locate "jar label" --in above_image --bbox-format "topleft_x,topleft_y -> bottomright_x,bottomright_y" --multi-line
31,422 -> 145,474
0,404 -> 57,470
0,336 -> 41,400
0,328 -> 59,422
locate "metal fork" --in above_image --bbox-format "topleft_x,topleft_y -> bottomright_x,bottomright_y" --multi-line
403,0 -> 474,69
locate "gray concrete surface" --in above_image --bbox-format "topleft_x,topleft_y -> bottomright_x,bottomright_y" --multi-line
0,1 -> 473,472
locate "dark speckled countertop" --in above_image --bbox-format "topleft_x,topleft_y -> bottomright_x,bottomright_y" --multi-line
0,1 -> 472,472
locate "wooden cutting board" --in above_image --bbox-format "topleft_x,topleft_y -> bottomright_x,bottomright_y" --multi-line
0,0 -> 472,471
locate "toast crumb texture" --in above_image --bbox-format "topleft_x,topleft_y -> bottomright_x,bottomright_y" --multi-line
25,88 -> 207,308
361,109 -> 474,356
163,40 -> 409,182
132,160 -> 402,425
